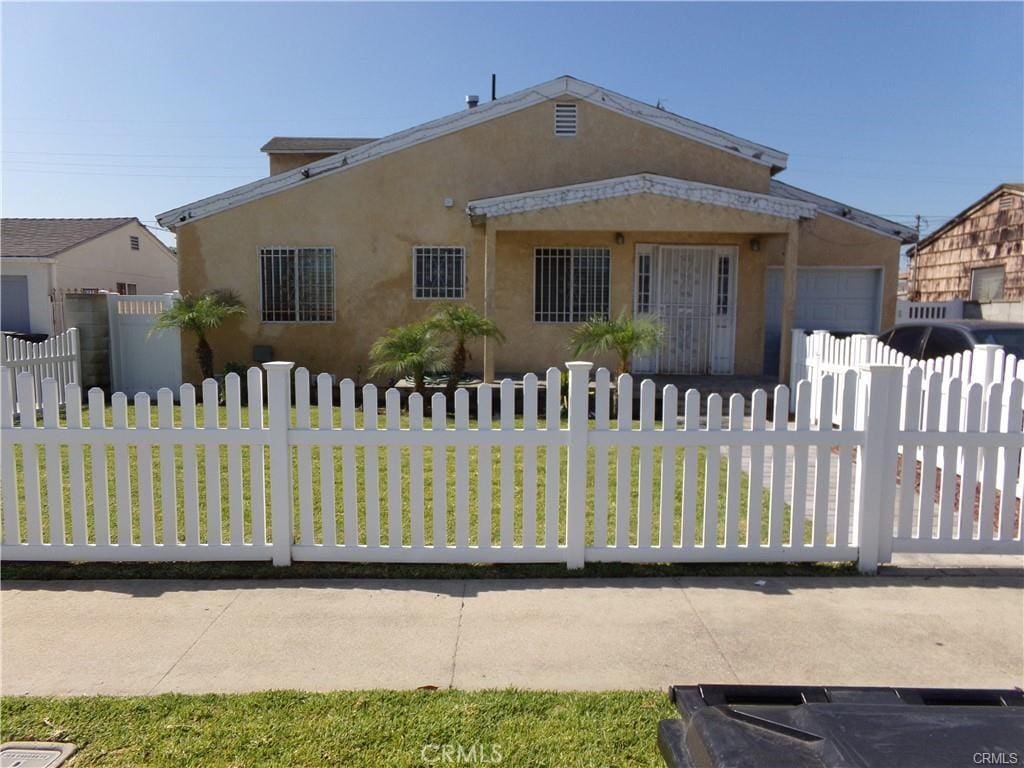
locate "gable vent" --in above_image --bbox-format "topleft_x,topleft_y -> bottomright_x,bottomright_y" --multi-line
999,195 -> 1012,211
554,102 -> 577,136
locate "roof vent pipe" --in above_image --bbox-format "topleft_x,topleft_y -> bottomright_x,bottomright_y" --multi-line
466,94 -> 480,109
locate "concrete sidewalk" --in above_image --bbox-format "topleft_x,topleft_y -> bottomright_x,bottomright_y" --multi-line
2,572 -> 1022,697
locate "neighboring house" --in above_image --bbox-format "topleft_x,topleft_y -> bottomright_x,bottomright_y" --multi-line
905,184 -> 1023,319
157,76 -> 915,383
0,217 -> 178,336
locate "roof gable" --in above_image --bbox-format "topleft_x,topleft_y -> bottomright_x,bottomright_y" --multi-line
468,174 -> 816,221
1,217 -> 136,259
158,76 -> 788,229
911,183 -> 1024,254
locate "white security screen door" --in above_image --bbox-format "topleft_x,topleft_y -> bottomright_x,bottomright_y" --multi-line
633,245 -> 737,374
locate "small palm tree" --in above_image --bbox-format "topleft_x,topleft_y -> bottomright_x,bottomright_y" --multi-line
154,290 -> 246,381
569,311 -> 664,375
429,305 -> 505,397
369,322 -> 446,395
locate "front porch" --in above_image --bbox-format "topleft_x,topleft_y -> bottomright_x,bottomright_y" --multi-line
467,174 -> 813,384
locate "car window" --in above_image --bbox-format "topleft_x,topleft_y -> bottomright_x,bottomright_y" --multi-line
886,326 -> 927,357
877,329 -> 893,345
970,328 -> 1024,359
922,327 -> 970,360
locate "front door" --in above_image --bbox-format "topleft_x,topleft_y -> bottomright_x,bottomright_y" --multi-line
633,245 -> 737,374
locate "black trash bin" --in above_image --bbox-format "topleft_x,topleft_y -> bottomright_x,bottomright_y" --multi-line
658,684 -> 1024,768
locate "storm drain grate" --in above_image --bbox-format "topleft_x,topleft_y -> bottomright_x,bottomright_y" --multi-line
0,743 -> 77,768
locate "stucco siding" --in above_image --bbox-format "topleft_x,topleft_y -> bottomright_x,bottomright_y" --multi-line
57,223 -> 178,295
268,152 -> 335,175
174,98 -> 896,382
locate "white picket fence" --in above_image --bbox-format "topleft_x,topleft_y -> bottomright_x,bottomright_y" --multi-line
0,328 -> 81,414
796,329 -> 1024,500
1,361 -> 1021,572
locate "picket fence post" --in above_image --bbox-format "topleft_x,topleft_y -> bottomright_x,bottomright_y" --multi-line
971,344 -> 1000,388
853,364 -> 904,573
68,326 -> 82,392
264,362 -> 295,566
564,361 -> 593,569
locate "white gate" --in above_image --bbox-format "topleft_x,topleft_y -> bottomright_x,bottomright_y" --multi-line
634,245 -> 736,374
108,294 -> 182,396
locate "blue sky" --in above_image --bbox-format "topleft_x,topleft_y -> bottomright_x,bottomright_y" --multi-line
2,2 -> 1022,248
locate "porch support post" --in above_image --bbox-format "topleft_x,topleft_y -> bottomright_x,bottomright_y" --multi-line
778,220 -> 801,384
482,221 -> 497,383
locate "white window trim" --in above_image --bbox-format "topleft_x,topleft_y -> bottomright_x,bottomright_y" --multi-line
532,246 -> 611,324
257,246 -> 336,324
411,245 -> 467,300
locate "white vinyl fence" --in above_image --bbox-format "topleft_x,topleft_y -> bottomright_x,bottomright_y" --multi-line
796,329 -> 1024,501
108,293 -> 182,396
1,361 -> 1021,572
0,328 -> 80,414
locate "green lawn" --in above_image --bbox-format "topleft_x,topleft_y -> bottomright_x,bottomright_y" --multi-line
7,404 -> 796,550
1,690 -> 674,768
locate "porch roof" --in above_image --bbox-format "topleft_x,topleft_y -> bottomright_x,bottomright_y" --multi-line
466,173 -> 817,222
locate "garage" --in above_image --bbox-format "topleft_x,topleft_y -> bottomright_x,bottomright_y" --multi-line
1,275 -> 32,333
763,267 -> 882,375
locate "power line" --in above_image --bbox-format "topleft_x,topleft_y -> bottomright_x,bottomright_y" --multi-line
1,167 -> 256,179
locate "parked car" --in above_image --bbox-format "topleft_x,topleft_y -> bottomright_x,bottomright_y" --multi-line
877,320 -> 1024,360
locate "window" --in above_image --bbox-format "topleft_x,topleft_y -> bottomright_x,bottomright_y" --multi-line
534,247 -> 610,323
129,235 -> 140,250
715,256 -> 731,316
886,326 -> 927,358
922,327 -> 970,360
116,282 -> 137,295
259,247 -> 335,322
635,251 -> 652,314
413,246 -> 465,299
554,103 -> 577,136
970,265 -> 1004,302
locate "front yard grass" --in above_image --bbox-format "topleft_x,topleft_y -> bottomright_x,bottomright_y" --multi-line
6,403 -> 801,553
1,690 -> 674,768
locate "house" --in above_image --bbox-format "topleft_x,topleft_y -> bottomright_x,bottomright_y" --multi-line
157,76 -> 916,383
905,184 -> 1023,322
1,217 -> 178,336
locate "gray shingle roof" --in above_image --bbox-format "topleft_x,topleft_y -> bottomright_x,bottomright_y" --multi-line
1,217 -> 136,259
260,137 -> 377,154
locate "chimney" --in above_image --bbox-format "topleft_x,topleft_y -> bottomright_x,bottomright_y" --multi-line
465,94 -> 480,110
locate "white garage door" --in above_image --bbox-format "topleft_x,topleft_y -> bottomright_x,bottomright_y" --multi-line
1,275 -> 31,333
763,268 -> 882,375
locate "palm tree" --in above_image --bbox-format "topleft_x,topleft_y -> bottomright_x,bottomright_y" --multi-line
569,311 -> 664,375
153,290 -> 246,381
369,322 -> 446,395
429,305 -> 505,397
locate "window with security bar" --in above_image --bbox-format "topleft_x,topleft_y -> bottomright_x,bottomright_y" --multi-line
259,247 -> 335,322
534,247 -> 610,323
413,246 -> 465,299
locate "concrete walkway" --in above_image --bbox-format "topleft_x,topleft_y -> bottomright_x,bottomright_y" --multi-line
3,568 -> 1021,697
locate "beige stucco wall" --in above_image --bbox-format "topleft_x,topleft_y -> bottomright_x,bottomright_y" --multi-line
173,97 -> 897,382
57,222 -> 178,296
268,152 -> 334,176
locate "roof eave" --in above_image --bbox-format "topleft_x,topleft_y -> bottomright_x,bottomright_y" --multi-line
157,76 -> 788,229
